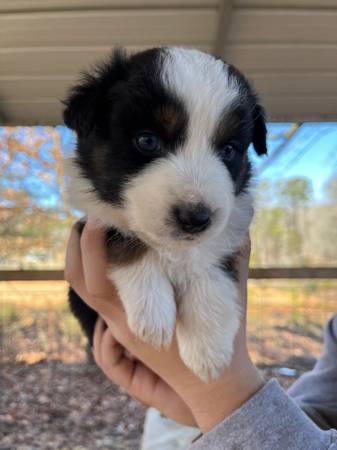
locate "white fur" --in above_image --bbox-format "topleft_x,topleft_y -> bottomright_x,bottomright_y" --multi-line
108,252 -> 176,348
66,48 -> 253,381
123,149 -> 234,250
163,48 -> 239,144
64,158 -> 129,231
176,267 -> 240,381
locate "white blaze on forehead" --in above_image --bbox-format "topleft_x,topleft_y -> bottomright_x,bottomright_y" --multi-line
161,48 -> 239,143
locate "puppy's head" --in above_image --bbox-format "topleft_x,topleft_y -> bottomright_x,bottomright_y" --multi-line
64,48 -> 267,250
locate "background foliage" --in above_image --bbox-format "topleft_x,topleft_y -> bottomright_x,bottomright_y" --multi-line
0,125 -> 336,269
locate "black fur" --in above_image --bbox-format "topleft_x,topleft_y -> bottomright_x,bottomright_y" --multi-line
64,48 -> 188,205
211,63 -> 267,194
227,63 -> 267,158
68,287 -> 98,346
219,255 -> 238,282
67,220 -> 98,345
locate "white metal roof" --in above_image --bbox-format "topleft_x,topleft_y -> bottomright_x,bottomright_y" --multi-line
1,0 -> 336,125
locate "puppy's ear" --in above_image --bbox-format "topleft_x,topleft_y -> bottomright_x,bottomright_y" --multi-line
63,49 -> 127,138
226,62 -> 267,156
252,103 -> 267,155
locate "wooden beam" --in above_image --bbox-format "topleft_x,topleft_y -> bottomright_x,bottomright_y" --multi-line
236,0 -> 337,8
0,268 -> 336,281
0,270 -> 64,281
249,267 -> 337,279
214,0 -> 233,58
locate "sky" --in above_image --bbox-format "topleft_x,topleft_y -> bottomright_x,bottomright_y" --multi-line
250,122 -> 337,201
1,123 -> 336,207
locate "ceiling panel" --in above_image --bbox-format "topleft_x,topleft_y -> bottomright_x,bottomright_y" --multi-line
229,9 -> 337,44
4,94 -> 337,125
248,73 -> 337,96
263,96 -> 337,121
0,44 -> 212,77
0,100 -> 63,124
0,9 -> 216,48
3,72 -> 337,103
0,0 -> 218,12
225,44 -> 337,72
1,0 -> 337,124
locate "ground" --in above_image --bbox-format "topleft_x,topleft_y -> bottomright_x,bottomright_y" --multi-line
1,279 -> 336,449
0,362 -> 145,450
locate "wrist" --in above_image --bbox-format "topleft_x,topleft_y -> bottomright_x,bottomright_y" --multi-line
183,358 -> 265,433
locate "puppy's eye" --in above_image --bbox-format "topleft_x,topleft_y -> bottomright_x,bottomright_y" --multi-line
219,143 -> 237,161
134,132 -> 161,154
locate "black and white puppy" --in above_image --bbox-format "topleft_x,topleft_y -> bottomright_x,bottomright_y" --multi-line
64,47 -> 267,381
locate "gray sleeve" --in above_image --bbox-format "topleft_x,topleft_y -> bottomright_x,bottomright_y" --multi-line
288,314 -> 337,430
189,379 -> 337,450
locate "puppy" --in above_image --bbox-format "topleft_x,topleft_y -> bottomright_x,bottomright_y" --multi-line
64,47 -> 267,381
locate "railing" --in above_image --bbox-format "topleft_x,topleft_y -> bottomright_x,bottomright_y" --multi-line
0,267 -> 336,281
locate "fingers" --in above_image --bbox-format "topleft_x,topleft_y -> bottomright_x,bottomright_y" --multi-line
93,317 -> 155,397
94,323 -> 163,406
93,317 -> 105,364
65,218 -> 121,316
236,234 -> 251,270
92,319 -> 197,426
235,235 -> 251,337
236,234 -> 251,288
64,223 -> 87,299
80,218 -> 114,299
93,317 -> 144,391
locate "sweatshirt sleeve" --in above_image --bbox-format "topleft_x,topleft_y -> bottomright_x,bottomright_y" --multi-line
189,379 -> 337,450
288,314 -> 337,430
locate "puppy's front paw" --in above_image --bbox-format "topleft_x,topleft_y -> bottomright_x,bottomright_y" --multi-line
109,260 -> 176,349
177,331 -> 235,382
176,268 -> 241,381
128,298 -> 176,348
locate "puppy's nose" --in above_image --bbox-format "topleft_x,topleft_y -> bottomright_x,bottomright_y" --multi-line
174,203 -> 212,233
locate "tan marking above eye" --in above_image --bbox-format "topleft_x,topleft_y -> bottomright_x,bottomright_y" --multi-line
155,105 -> 181,133
213,113 -> 243,147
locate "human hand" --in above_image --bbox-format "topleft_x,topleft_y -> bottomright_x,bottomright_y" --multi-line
65,219 -> 196,426
65,219 -> 264,432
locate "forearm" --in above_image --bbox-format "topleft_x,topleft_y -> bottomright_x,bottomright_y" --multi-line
288,314 -> 337,430
179,356 -> 264,433
190,379 -> 337,450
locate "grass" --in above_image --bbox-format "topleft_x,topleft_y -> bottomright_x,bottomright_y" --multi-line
246,279 -> 337,366
0,281 -> 85,364
1,280 -> 337,368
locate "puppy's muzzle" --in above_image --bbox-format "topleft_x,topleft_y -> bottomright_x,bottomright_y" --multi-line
173,203 -> 212,234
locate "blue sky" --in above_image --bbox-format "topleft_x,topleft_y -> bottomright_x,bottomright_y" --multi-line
250,122 -> 337,201
1,123 -> 336,208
